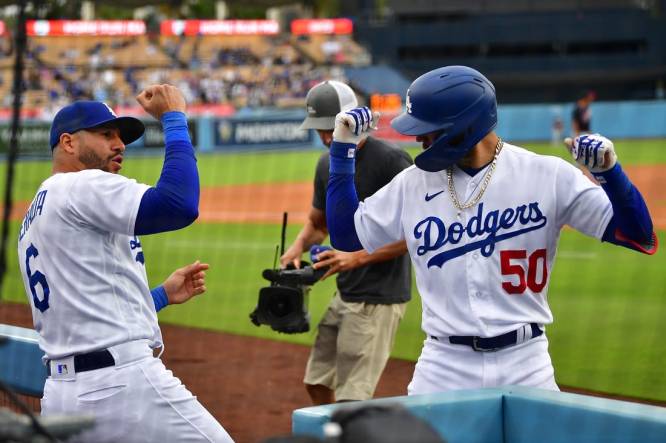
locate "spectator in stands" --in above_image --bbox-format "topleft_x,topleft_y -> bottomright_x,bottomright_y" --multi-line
189,36 -> 202,70
110,38 -> 133,50
321,37 -> 342,65
92,83 -> 108,102
0,32 -> 13,58
87,42 -> 103,56
11,35 -> 353,112
572,90 -> 596,137
26,69 -> 41,90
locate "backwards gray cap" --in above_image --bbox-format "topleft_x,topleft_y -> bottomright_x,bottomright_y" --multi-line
299,80 -> 358,131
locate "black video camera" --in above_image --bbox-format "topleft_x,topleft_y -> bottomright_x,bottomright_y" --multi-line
250,261 -> 326,334
250,212 -> 329,334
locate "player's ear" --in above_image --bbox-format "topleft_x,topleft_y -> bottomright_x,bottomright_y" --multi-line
58,133 -> 76,154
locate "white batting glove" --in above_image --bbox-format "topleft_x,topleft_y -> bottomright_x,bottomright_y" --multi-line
564,133 -> 617,173
332,106 -> 380,145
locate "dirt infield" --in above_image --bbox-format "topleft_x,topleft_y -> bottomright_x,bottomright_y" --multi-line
199,183 -> 312,225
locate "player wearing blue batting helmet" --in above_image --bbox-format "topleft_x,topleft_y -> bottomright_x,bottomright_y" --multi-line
391,65 -> 497,172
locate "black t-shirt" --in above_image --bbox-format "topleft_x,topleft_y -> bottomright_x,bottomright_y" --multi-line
313,136 -> 413,304
572,103 -> 591,131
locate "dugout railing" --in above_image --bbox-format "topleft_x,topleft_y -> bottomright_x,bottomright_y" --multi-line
0,324 -> 45,414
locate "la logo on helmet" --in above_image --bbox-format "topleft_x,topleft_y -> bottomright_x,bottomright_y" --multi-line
103,103 -> 117,117
405,90 -> 412,114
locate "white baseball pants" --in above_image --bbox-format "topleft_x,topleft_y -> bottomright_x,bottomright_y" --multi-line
408,333 -> 559,395
41,340 -> 233,443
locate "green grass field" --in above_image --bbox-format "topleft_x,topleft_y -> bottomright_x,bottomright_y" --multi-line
2,139 -> 665,401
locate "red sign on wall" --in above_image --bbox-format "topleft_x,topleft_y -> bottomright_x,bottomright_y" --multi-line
160,20 -> 279,36
371,112 -> 414,142
290,19 -> 353,35
26,20 -> 146,36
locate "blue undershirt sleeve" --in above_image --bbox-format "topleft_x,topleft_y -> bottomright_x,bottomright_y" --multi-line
135,111 -> 199,235
597,163 -> 657,254
151,285 -> 168,312
326,141 -> 363,251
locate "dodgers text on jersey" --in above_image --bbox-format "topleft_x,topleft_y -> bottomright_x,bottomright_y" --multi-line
413,201 -> 547,268
19,190 -> 48,241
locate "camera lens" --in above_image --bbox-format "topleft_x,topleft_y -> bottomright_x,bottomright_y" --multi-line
269,295 -> 292,317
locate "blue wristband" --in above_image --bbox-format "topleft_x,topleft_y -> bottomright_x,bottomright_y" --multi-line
161,111 -> 190,144
151,285 -> 169,312
593,163 -> 631,197
329,141 -> 357,175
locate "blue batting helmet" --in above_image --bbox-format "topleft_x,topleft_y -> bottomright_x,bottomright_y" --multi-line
391,66 -> 497,172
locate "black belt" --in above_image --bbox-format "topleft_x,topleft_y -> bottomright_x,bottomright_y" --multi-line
433,323 -> 543,352
47,349 -> 115,376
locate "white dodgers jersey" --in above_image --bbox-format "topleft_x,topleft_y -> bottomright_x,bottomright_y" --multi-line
17,169 -> 162,359
354,144 -> 613,338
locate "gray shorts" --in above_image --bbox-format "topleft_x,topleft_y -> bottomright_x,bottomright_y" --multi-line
304,292 -> 406,401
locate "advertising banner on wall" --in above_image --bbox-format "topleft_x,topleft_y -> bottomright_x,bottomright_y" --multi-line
0,122 -> 51,157
161,20 -> 279,36
26,20 -> 146,36
142,120 -> 198,148
290,18 -> 353,35
214,118 -> 312,148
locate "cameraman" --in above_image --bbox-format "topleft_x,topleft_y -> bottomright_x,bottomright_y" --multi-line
281,81 -> 413,405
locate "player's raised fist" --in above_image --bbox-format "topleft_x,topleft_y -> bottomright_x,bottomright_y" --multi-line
333,106 -> 380,145
564,133 -> 617,173
136,84 -> 187,120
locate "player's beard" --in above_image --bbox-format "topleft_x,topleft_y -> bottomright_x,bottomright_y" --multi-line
79,146 -> 112,172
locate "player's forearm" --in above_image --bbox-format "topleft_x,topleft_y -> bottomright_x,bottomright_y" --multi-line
597,163 -> 656,252
326,141 -> 363,251
135,112 -> 199,235
293,222 -> 328,253
357,240 -> 408,267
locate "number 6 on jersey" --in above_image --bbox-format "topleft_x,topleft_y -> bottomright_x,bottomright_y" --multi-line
25,243 -> 50,312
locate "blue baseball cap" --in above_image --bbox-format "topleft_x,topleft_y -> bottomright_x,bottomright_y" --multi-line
49,101 -> 145,150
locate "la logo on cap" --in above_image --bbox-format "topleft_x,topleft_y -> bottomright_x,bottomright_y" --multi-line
307,105 -> 316,115
406,91 -> 412,114
103,103 -> 117,117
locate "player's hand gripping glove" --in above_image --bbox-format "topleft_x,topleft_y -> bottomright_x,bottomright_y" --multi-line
564,133 -> 617,174
329,107 -> 380,175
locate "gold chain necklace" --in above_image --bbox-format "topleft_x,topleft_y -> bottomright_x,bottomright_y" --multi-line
447,138 -> 504,210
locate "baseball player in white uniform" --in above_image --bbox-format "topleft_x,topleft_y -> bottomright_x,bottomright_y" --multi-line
323,66 -> 657,394
17,85 -> 233,442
